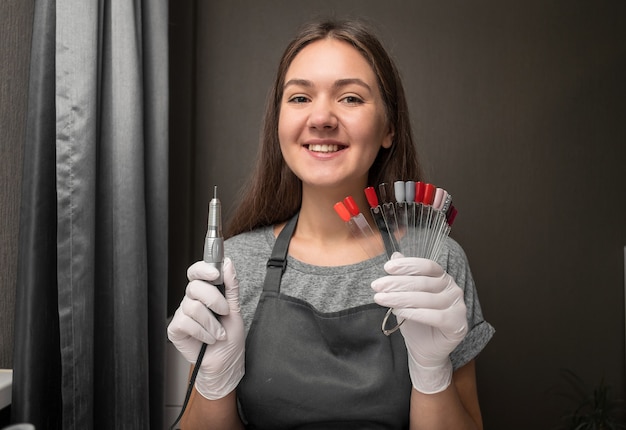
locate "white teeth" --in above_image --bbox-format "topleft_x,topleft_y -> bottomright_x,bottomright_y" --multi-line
309,144 -> 340,153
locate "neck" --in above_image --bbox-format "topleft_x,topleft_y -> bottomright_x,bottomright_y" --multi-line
297,192 -> 347,242
299,182 -> 372,236
277,183 -> 377,266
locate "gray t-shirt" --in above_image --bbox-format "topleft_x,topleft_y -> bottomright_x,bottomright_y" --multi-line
225,225 -> 495,370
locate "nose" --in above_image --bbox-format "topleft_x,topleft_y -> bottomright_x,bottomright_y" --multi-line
307,99 -> 338,130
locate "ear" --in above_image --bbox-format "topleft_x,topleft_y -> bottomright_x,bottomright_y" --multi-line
382,125 -> 394,149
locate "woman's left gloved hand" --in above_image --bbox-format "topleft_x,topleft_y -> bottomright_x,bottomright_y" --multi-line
371,252 -> 468,394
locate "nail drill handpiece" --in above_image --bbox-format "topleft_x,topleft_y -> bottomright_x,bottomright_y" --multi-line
203,185 -> 225,294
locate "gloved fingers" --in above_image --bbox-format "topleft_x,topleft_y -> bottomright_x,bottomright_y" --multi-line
180,294 -> 228,340
383,255 -> 445,277
167,306 -> 224,346
187,260 -> 222,283
186,279 -> 230,316
394,307 -> 468,338
373,288 -> 461,310
222,258 -> 241,313
371,273 -> 451,294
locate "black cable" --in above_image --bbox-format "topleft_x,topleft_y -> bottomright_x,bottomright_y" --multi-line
169,343 -> 208,430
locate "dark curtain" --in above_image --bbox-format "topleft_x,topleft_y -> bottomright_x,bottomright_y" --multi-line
13,0 -> 169,429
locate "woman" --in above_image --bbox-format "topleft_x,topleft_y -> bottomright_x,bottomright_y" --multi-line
168,19 -> 494,429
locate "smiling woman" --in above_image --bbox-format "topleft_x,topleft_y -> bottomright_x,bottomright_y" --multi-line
167,18 -> 494,430
278,38 -> 393,195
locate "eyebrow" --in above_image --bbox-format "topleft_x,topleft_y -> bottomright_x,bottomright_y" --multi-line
283,78 -> 372,92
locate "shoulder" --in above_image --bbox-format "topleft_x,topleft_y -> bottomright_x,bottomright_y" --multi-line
437,236 -> 469,270
225,226 -> 275,277
225,226 -> 274,254
436,236 -> 474,291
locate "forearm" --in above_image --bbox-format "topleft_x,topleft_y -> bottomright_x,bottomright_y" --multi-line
181,389 -> 245,430
409,385 -> 480,430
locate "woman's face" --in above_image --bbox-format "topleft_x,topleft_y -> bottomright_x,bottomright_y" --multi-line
278,38 -> 393,191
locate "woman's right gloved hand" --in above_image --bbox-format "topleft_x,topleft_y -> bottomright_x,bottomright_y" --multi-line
167,257 -> 245,400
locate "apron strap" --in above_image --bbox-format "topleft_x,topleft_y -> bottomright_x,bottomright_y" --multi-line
262,212 -> 299,293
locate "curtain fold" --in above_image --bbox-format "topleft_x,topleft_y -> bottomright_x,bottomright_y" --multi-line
14,1 -> 168,429
14,0 -> 62,428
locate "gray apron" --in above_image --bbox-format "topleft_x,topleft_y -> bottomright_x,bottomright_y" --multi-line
238,214 -> 412,429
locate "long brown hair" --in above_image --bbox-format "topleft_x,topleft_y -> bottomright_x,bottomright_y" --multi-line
225,19 -> 422,238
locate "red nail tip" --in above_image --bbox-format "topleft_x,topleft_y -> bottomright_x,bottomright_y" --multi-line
343,196 -> 360,216
423,183 -> 436,205
415,181 -> 425,203
333,202 -> 351,222
364,187 -> 379,207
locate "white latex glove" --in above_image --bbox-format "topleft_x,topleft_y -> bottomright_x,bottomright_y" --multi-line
167,257 -> 245,400
371,252 -> 468,394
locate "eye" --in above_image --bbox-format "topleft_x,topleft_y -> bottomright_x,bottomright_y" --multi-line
287,95 -> 310,104
340,95 -> 364,105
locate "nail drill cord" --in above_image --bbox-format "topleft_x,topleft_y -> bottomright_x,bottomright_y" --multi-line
169,344 -> 207,430
170,187 -> 225,430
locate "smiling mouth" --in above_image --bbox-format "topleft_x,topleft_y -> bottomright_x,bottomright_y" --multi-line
306,144 -> 346,153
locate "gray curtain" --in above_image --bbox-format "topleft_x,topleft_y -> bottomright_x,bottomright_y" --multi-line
13,0 -> 168,429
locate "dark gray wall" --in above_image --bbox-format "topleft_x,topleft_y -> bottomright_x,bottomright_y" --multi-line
0,0 -> 33,369
169,1 -> 626,428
